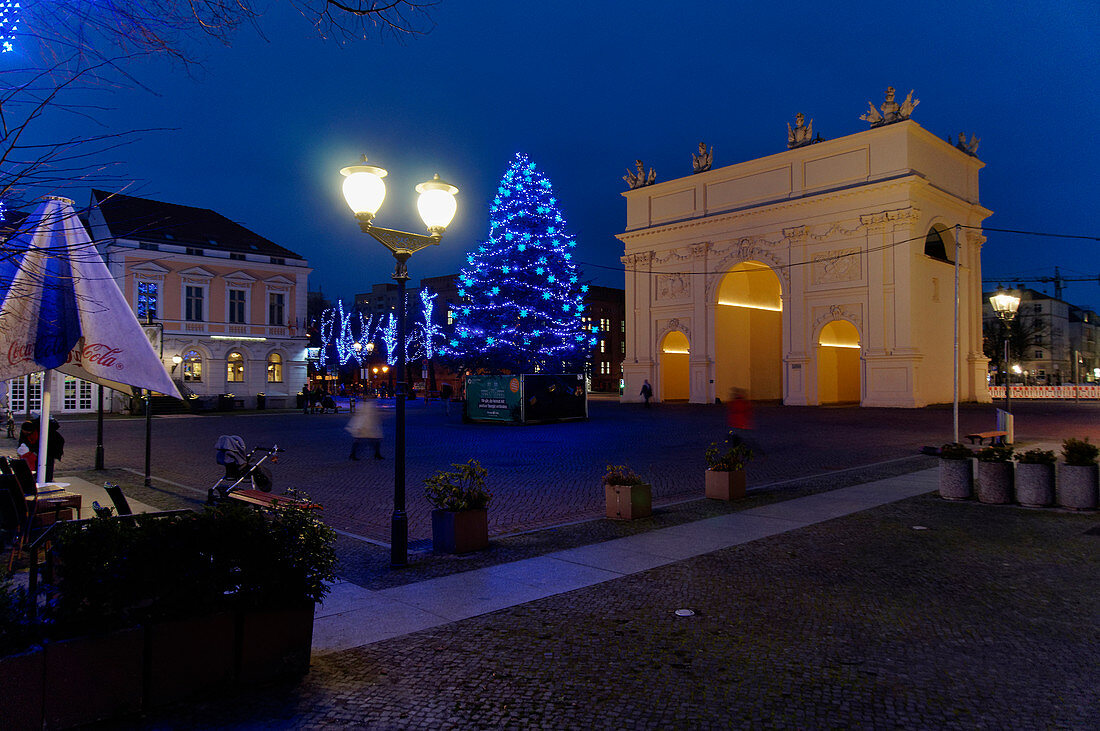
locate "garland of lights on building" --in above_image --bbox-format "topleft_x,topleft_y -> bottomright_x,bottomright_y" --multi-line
449,152 -> 593,373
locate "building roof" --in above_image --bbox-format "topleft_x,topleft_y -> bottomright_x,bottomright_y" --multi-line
91,190 -> 304,260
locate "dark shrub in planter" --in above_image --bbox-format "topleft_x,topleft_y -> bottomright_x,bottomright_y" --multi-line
975,444 -> 1014,504
425,460 -> 492,554
938,443 -> 974,500
1059,438 -> 1099,510
603,464 -> 651,520
0,570 -> 42,731
704,430 -> 754,501
1015,448 -> 1056,508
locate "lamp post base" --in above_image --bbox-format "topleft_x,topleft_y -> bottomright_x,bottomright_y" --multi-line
391,510 -> 408,567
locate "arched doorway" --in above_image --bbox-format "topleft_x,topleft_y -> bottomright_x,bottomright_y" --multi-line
659,330 -> 690,401
714,261 -> 782,401
817,320 -> 861,404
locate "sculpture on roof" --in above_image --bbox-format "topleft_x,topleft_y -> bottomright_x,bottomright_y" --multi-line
787,113 -> 815,149
860,86 -> 919,127
692,142 -> 713,173
954,132 -> 981,156
623,159 -> 656,189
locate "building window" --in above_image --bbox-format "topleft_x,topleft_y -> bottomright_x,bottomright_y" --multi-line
620,320 -> 626,333
230,252 -> 246,261
924,226 -> 952,263
600,361 -> 610,375
138,242 -> 159,251
600,340 -> 606,353
270,257 -> 285,265
137,281 -> 158,320
186,247 -> 204,256
268,293 -> 285,326
183,350 -> 203,382
226,351 -> 245,382
63,377 -> 78,410
185,286 -> 204,321
229,289 -> 247,324
447,308 -> 454,325
267,353 -> 283,383
620,342 -> 626,354
600,317 -> 610,332
1035,350 -> 1044,359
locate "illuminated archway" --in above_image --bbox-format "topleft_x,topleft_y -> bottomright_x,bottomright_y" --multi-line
714,261 -> 783,401
658,330 -> 690,401
817,320 -> 861,404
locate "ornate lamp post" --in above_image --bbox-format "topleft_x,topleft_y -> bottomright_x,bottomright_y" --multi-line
341,155 -> 458,567
989,287 -> 1021,416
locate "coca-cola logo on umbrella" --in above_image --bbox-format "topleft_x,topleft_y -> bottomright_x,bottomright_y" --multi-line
66,342 -> 127,370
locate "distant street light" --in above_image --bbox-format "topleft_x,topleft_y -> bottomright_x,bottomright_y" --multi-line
341,155 -> 458,567
990,287 -> 1021,418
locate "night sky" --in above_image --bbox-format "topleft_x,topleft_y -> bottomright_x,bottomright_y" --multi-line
25,1 -> 1100,309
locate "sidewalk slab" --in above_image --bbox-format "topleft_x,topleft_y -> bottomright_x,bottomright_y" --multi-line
312,468 -> 940,655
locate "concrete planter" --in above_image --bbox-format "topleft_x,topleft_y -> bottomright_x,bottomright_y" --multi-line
237,604 -> 316,686
976,461 -> 1014,504
0,645 -> 44,731
431,508 -> 489,554
145,612 -> 236,708
1058,463 -> 1099,510
938,458 -> 973,500
43,626 -> 144,729
1015,463 -> 1055,507
605,483 -> 652,520
705,469 -> 746,500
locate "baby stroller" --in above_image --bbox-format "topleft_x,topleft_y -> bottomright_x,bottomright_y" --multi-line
208,435 -> 281,504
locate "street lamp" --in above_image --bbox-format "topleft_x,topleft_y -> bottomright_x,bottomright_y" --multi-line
990,287 -> 1021,417
341,155 -> 458,567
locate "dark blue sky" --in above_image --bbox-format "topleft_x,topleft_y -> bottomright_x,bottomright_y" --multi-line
31,1 -> 1100,308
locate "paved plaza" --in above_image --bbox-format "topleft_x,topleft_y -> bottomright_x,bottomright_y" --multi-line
29,399 -> 1100,727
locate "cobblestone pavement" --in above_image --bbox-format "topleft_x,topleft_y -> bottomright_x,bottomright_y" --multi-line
41,400 -> 1100,551
112,492 -> 1100,729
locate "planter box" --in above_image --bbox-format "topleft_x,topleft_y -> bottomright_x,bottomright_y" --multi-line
237,604 -> 315,686
976,461 -> 1014,504
0,645 -> 44,731
938,458 -> 973,500
43,626 -> 144,729
605,483 -> 651,520
431,508 -> 489,554
705,469 -> 747,501
145,612 -> 236,708
1015,463 -> 1055,507
1058,463 -> 1099,510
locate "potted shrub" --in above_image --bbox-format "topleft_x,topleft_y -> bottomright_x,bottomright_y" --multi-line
603,464 -> 651,520
1015,448 -> 1056,508
704,430 -> 754,500
0,569 -> 43,731
425,459 -> 492,554
938,442 -> 974,500
975,443 -> 1014,505
1059,437 -> 1099,510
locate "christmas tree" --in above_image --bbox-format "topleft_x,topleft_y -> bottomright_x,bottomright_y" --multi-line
450,153 -> 593,373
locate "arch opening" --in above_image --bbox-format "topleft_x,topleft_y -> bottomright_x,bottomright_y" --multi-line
714,261 -> 783,401
817,319 -> 861,404
659,330 -> 690,401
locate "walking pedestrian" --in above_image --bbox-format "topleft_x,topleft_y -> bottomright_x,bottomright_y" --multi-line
727,388 -> 753,430
440,381 -> 453,415
640,379 -> 653,407
346,399 -> 383,460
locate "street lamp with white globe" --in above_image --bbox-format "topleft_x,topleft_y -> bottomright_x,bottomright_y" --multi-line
340,155 -> 458,567
989,287 -> 1021,417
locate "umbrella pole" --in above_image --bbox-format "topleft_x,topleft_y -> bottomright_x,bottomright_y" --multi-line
36,370 -> 52,488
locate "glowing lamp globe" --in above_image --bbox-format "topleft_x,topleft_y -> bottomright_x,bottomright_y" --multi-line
415,174 -> 459,232
989,289 -> 1021,321
340,160 -> 389,219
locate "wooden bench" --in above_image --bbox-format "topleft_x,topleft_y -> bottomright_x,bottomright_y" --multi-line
228,489 -> 322,510
964,430 -> 1009,446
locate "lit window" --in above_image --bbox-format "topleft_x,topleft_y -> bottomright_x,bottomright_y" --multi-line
620,320 -> 625,333
600,341 -> 606,353
267,353 -> 283,383
227,351 -> 245,382
137,281 -> 159,320
183,350 -> 203,382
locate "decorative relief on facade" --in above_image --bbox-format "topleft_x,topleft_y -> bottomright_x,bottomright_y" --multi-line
859,207 -> 920,229
860,87 -> 919,127
806,220 -> 863,242
782,225 -> 807,244
691,242 -> 709,258
656,273 -> 692,301
692,143 -> 713,174
653,247 -> 693,264
812,304 -> 862,335
623,160 -> 656,189
656,317 -> 691,345
811,248 -> 862,284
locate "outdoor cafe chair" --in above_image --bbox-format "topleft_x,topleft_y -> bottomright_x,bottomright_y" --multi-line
9,457 -> 36,496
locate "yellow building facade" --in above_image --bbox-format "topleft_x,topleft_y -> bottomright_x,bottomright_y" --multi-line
618,119 -> 992,407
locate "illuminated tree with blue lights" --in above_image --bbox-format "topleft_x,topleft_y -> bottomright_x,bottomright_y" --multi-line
450,153 -> 594,373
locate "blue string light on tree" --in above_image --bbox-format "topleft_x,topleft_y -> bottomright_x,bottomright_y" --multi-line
449,152 -> 593,373
0,1 -> 19,53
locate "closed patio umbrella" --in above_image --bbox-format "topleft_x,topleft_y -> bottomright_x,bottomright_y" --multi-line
0,196 -> 180,486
